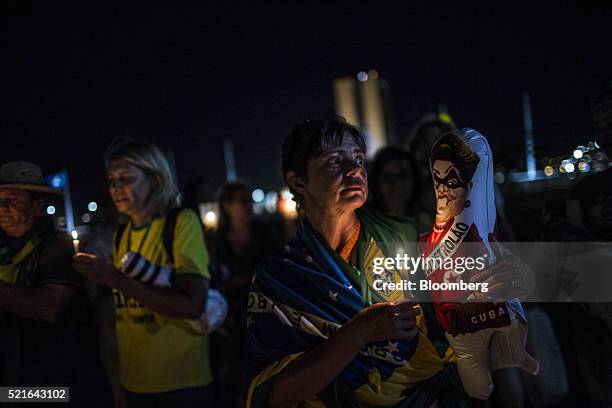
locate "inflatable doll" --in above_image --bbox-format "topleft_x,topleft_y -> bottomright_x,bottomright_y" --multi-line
419,128 -> 539,399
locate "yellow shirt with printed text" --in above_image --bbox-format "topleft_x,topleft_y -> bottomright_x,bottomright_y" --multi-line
112,209 -> 212,393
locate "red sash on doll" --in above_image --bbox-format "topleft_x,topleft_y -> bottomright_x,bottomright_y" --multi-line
419,219 -> 511,336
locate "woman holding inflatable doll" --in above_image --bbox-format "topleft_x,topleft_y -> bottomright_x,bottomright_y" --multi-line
244,117 -> 534,407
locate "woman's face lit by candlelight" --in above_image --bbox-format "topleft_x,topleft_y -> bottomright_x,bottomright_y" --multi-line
107,158 -> 152,220
288,137 -> 367,216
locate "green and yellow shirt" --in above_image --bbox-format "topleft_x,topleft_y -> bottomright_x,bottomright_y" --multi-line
112,209 -> 212,393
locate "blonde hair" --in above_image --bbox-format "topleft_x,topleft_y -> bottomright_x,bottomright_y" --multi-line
105,136 -> 178,217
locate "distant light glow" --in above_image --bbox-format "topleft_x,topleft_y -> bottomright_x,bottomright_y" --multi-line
559,165 -> 566,174
264,191 -> 278,214
81,213 -> 92,223
88,201 -> 98,212
494,172 -> 506,184
205,211 -> 216,224
578,162 -> 590,172
50,175 -> 63,189
279,187 -> 298,219
252,202 -> 264,215
508,170 -> 549,183
285,198 -> 296,212
46,205 -> 56,215
357,71 -> 368,82
280,188 -> 293,200
573,149 -> 584,159
367,69 -> 378,80
252,189 -> 265,203
71,230 -> 78,240
544,166 -> 554,177
564,163 -> 575,173
199,202 -> 219,230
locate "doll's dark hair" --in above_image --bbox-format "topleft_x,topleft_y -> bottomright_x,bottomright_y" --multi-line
430,132 -> 480,183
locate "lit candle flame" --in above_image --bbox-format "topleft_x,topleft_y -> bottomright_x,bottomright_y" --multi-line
71,230 -> 80,253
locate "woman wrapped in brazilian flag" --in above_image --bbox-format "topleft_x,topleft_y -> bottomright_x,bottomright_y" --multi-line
245,117 -> 530,407
246,117 -> 458,408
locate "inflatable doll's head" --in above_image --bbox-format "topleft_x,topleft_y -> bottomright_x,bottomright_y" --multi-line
430,132 -> 480,225
428,128 -> 497,262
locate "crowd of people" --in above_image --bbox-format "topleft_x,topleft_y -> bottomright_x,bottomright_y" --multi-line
0,86 -> 610,408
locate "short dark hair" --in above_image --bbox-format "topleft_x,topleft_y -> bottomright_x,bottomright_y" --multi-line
430,132 -> 480,183
281,116 -> 366,203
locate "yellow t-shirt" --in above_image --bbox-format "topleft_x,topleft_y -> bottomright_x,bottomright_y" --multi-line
112,209 -> 212,393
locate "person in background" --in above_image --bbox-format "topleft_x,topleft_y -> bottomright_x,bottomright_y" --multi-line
367,146 -> 433,232
0,160 -> 109,407
405,113 -> 455,214
534,87 -> 612,407
563,87 -> 612,405
567,87 -> 612,240
73,137 -> 214,407
211,181 -> 277,407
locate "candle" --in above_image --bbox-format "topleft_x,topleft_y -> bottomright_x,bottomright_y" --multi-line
71,230 -> 80,254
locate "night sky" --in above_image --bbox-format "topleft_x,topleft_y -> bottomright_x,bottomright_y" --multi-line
3,2 -> 611,213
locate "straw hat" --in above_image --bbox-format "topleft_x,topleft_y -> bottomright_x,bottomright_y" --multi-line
0,161 -> 62,195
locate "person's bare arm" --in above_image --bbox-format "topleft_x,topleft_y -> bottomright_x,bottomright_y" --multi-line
112,274 -> 207,319
0,282 -> 75,322
73,253 -> 207,319
268,301 -> 420,408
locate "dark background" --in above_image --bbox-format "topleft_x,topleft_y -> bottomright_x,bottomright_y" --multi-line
3,2 -> 611,213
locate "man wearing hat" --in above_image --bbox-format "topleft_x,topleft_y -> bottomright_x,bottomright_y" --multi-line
0,161 -> 83,394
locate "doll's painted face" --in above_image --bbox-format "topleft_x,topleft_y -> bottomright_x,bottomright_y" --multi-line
432,160 -> 471,225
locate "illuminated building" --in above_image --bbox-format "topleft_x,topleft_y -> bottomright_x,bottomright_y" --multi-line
333,69 -> 397,158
